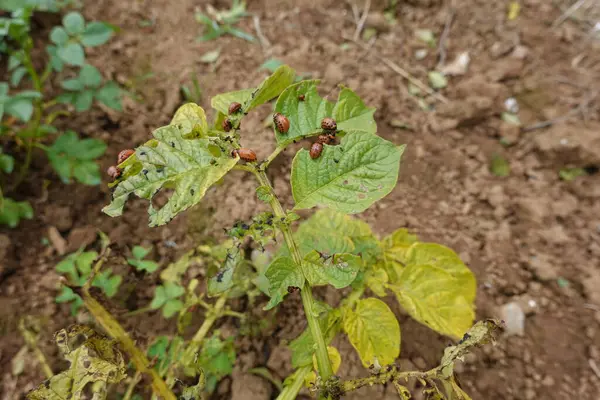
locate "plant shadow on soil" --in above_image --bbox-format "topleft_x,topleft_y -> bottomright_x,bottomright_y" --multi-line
1,0 -> 600,399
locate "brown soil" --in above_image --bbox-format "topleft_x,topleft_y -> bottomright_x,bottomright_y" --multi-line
2,0 -> 600,399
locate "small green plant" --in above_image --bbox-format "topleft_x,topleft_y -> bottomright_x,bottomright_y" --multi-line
0,2 -> 121,227
55,249 -> 122,315
31,65 -> 500,400
195,0 -> 254,42
127,245 -> 159,273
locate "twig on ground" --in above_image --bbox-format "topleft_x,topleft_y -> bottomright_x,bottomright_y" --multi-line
552,0 -> 587,28
343,35 -> 449,103
353,0 -> 371,42
522,91 -> 598,132
590,359 -> 600,379
252,15 -> 270,49
437,7 -> 456,68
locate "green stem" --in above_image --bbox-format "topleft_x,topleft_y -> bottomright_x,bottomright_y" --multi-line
261,131 -> 321,169
122,371 -> 142,400
275,366 -> 312,400
180,293 -> 228,367
252,168 -> 334,382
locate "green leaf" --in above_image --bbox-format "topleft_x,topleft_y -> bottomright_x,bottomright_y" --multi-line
5,97 -> 33,121
559,167 -> 586,181
0,198 -> 33,228
0,153 -> 15,174
264,257 -> 304,310
49,26 -> 69,45
255,186 -> 272,202
273,79 -> 333,145
73,137 -> 107,160
415,29 -> 436,47
289,209 -> 378,260
163,299 -> 184,318
332,87 -> 377,134
243,65 -> 295,112
343,298 -> 400,367
46,45 -> 64,72
302,251 -> 361,289
73,160 -> 101,185
62,12 -> 85,35
490,153 -> 510,177
365,268 -> 388,297
428,71 -> 447,89
291,131 -> 405,213
132,259 -> 159,273
79,64 -> 103,88
210,88 -> 253,115
289,303 -> 339,368
95,81 -> 122,111
151,285 -> 168,309
132,245 -> 150,260
102,123 -> 238,226
80,21 -> 113,47
92,269 -> 122,297
73,90 -> 94,111
170,103 -> 208,138
163,281 -> 185,298
260,58 -> 284,72
57,42 -> 85,66
207,248 -> 242,296
61,78 -> 83,91
10,66 -> 27,87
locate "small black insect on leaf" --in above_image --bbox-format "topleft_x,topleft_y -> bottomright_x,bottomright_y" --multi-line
142,169 -> 149,179
459,332 -> 471,344
190,188 -> 195,196
216,269 -> 226,283
170,142 -> 175,148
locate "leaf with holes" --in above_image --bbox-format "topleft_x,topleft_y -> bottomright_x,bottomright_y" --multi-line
302,251 -> 361,289
102,121 -> 237,226
342,298 -> 400,367
264,257 -> 304,310
291,131 -> 404,213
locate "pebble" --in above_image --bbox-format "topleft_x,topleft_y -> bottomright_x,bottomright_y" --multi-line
499,302 -> 525,336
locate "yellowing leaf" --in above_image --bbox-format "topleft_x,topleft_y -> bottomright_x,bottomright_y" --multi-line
405,243 -> 476,302
439,319 -> 501,379
382,228 -> 418,281
291,132 -> 405,214
388,264 -> 474,339
170,103 -> 208,138
211,88 -> 253,115
366,268 -> 388,297
306,346 -> 342,386
507,2 -> 520,20
27,325 -> 126,400
343,298 -> 400,367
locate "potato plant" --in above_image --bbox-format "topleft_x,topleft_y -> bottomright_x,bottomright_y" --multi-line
28,65 -> 500,400
0,1 -> 121,226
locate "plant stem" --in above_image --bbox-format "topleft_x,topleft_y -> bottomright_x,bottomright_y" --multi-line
80,249 -> 176,400
275,366 -> 312,400
19,318 -> 53,379
252,168 -> 334,382
180,293 -> 228,367
123,371 -> 142,400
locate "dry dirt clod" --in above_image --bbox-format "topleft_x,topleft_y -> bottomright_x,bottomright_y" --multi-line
48,226 -> 67,255
43,204 -> 73,232
230,370 -> 272,400
527,254 -> 558,281
66,226 -> 97,253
